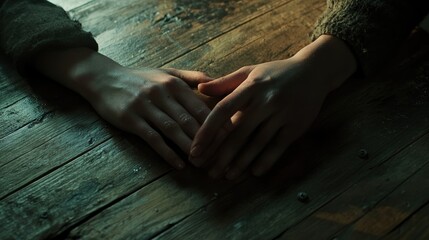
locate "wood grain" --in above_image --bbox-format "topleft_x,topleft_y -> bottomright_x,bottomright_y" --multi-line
0,0 -> 428,239
0,0 -> 296,198
0,137 -> 169,239
338,159 -> 429,239
383,202 -> 429,240
280,133 -> 429,240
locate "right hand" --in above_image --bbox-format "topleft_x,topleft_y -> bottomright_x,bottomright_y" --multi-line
90,67 -> 213,169
33,48 -> 213,170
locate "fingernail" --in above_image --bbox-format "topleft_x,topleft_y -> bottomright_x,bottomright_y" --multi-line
190,145 -> 203,157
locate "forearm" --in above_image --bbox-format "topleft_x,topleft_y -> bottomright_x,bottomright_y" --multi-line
32,48 -> 121,101
293,35 -> 357,93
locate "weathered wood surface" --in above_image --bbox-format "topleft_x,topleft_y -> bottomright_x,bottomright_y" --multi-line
0,0 -> 428,239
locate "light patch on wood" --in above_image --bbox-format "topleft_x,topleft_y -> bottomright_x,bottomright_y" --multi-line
314,205 -> 362,225
353,206 -> 409,237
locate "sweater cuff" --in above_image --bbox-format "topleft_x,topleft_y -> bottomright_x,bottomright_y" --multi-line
312,0 -> 429,76
0,0 -> 98,77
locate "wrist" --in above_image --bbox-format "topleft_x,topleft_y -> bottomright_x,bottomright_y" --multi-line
293,35 -> 357,93
33,48 -> 122,101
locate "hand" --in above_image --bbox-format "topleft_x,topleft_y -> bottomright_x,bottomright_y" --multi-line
189,35 -> 357,179
32,48 -> 212,170
87,67 -> 212,170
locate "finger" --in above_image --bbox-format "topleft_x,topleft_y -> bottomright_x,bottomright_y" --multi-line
174,87 -> 211,125
192,110 -> 243,171
209,106 -> 270,179
133,118 -> 185,170
225,117 -> 281,180
153,91 -> 201,139
189,119 -> 232,168
163,68 -> 213,87
139,103 -> 192,154
198,66 -> 254,97
189,86 -> 252,167
251,127 -> 295,176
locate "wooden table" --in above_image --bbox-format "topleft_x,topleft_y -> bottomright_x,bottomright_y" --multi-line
1,1 -> 429,239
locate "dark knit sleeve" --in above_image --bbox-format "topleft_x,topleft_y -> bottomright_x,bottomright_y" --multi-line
313,0 -> 429,76
0,0 -> 98,75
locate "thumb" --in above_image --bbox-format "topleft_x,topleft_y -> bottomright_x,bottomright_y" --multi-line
163,68 -> 213,87
198,66 -> 253,97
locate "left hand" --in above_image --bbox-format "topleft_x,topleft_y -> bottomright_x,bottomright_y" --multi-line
189,35 -> 357,179
189,59 -> 329,179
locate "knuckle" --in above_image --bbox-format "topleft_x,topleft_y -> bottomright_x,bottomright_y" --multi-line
163,77 -> 181,88
178,113 -> 194,126
142,129 -> 162,143
162,121 -> 179,133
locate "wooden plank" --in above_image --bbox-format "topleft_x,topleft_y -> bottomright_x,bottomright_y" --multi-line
383,202 -> 429,240
0,100 -> 95,167
79,0 -> 303,67
0,137 -> 170,239
333,159 -> 429,239
168,4 -> 325,76
0,59 -> 29,110
69,170 -> 239,240
0,118 -> 111,199
279,134 -> 429,240
0,85 -> 26,110
0,97 -> 54,139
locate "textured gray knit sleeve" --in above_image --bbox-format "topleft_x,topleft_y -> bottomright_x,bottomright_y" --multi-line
313,0 -> 429,76
0,0 -> 98,75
